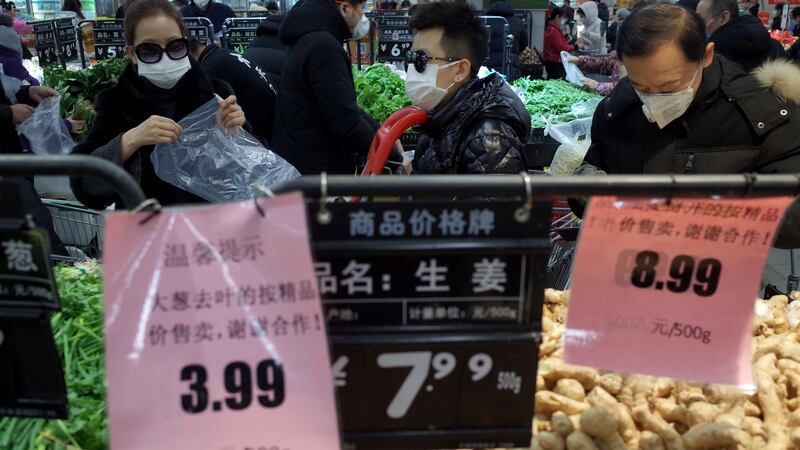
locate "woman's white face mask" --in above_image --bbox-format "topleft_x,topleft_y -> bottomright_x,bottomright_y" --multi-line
635,66 -> 702,129
138,55 -> 191,89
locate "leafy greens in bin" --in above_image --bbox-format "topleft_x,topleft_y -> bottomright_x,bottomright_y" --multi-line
511,77 -> 601,129
353,63 -> 412,124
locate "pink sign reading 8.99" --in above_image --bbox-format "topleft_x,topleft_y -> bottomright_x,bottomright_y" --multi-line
103,193 -> 340,450
565,196 -> 795,387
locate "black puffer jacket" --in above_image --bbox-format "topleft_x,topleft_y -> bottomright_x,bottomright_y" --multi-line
413,74 -> 530,174
70,60 -> 236,209
578,57 -> 800,249
486,1 -> 528,80
196,45 -> 277,142
243,15 -> 287,88
710,15 -> 786,72
272,0 -> 378,175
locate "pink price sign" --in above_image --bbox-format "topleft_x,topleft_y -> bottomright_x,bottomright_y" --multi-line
565,196 -> 794,387
103,193 -> 340,450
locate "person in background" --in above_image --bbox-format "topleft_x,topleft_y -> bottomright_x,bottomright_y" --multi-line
567,54 -> 626,95
400,0 -> 411,10
606,7 -> 629,49
272,0 -> 379,174
792,6 -> 800,36
266,1 -> 279,11
577,1 -> 606,54
576,4 -> 800,248
61,0 -> 84,21
249,0 -> 268,10
407,2 -> 529,175
2,3 -> 31,35
116,0 -> 136,17
70,0 -> 245,209
188,39 -> 277,142
181,0 -> 234,34
379,0 -> 397,9
543,6 -> 575,79
597,0 -> 610,22
486,0 -> 528,79
243,14 -> 287,88
747,0 -> 759,16
772,3 -> 783,30
789,39 -> 800,63
697,0 -> 785,71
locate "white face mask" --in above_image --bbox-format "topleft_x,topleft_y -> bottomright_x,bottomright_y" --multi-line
405,61 -> 457,112
137,55 -> 191,89
351,12 -> 370,40
636,66 -> 702,129
194,0 -> 210,8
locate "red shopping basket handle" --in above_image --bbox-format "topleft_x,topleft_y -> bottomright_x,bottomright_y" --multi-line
361,107 -> 428,177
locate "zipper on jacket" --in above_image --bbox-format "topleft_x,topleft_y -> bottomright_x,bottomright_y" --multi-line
684,153 -> 695,174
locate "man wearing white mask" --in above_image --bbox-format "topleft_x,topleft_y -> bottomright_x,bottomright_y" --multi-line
272,0 -> 379,175
576,4 -> 800,249
181,0 -> 234,35
408,1 -> 529,175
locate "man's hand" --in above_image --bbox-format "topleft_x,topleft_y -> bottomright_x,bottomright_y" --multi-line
567,55 -> 580,64
28,86 -> 58,103
11,104 -> 34,125
67,118 -> 86,135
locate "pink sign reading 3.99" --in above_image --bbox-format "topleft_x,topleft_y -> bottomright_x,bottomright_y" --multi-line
565,196 -> 794,387
103,193 -> 340,450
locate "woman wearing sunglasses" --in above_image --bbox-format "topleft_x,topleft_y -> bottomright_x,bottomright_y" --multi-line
70,0 -> 245,210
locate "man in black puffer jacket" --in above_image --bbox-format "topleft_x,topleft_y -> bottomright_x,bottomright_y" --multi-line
272,0 -> 378,175
409,2 -> 529,175
697,0 -> 786,71
243,15 -> 287,88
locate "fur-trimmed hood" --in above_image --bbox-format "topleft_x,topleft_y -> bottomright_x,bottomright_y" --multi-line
754,59 -> 800,105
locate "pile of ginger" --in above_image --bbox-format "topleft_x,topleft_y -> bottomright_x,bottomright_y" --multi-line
533,289 -> 800,450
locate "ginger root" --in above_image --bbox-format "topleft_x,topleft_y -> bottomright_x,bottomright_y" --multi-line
566,431 -> 599,450
552,411 -> 575,438
535,431 -> 566,450
580,407 -> 629,450
640,431 -> 666,450
555,379 -> 587,402
682,423 -> 742,450
536,391 -> 591,416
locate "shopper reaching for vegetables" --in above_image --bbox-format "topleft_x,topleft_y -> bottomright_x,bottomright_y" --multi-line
70,0 -> 245,209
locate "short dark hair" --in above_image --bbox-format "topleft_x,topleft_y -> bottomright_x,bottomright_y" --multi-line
705,0 -> 737,18
125,0 -> 187,44
266,1 -> 278,10
548,6 -> 564,21
409,2 -> 488,71
792,6 -> 800,18
617,4 -> 707,62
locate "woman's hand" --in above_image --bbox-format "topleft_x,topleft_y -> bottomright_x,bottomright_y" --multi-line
67,118 -> 85,135
580,77 -> 598,90
28,86 -> 59,103
218,95 -> 245,133
567,55 -> 580,64
121,115 -> 182,162
10,104 -> 33,125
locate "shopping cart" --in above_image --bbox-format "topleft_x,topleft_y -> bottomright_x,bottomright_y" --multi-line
43,199 -> 104,261
361,107 -> 428,177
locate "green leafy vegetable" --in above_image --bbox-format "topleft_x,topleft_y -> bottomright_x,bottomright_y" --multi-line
0,261 -> 107,450
511,77 -> 601,129
353,64 -> 411,124
43,58 -> 129,139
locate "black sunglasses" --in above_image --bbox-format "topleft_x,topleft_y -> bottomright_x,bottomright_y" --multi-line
405,50 -> 460,73
134,38 -> 189,64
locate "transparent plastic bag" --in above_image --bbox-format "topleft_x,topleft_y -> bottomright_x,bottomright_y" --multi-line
151,96 -> 300,203
545,116 -> 593,175
571,98 -> 602,119
17,96 -> 76,155
560,51 -> 585,87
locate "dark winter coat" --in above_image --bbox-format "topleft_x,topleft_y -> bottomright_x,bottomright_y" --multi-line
790,40 -> 800,64
272,0 -> 378,175
577,57 -> 800,249
196,45 -> 277,142
181,1 -> 235,34
413,74 -> 530,175
0,47 -> 38,85
486,1 -> 529,79
0,80 -> 33,156
597,1 -> 610,22
70,60 -> 236,209
710,14 -> 786,72
243,15 -> 287,89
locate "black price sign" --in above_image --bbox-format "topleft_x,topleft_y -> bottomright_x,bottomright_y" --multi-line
378,41 -> 411,60
180,359 -> 285,414
334,334 -> 538,449
93,20 -> 126,60
227,28 -> 257,47
0,228 -> 60,311
33,22 -> 59,67
626,250 -> 722,297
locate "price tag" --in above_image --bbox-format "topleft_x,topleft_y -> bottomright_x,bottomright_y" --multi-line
0,228 -> 59,311
378,41 -> 412,61
103,193 -> 340,450
565,196 -> 795,387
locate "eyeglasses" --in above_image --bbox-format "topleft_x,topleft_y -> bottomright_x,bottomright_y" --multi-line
134,38 -> 189,64
405,50 -> 460,73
